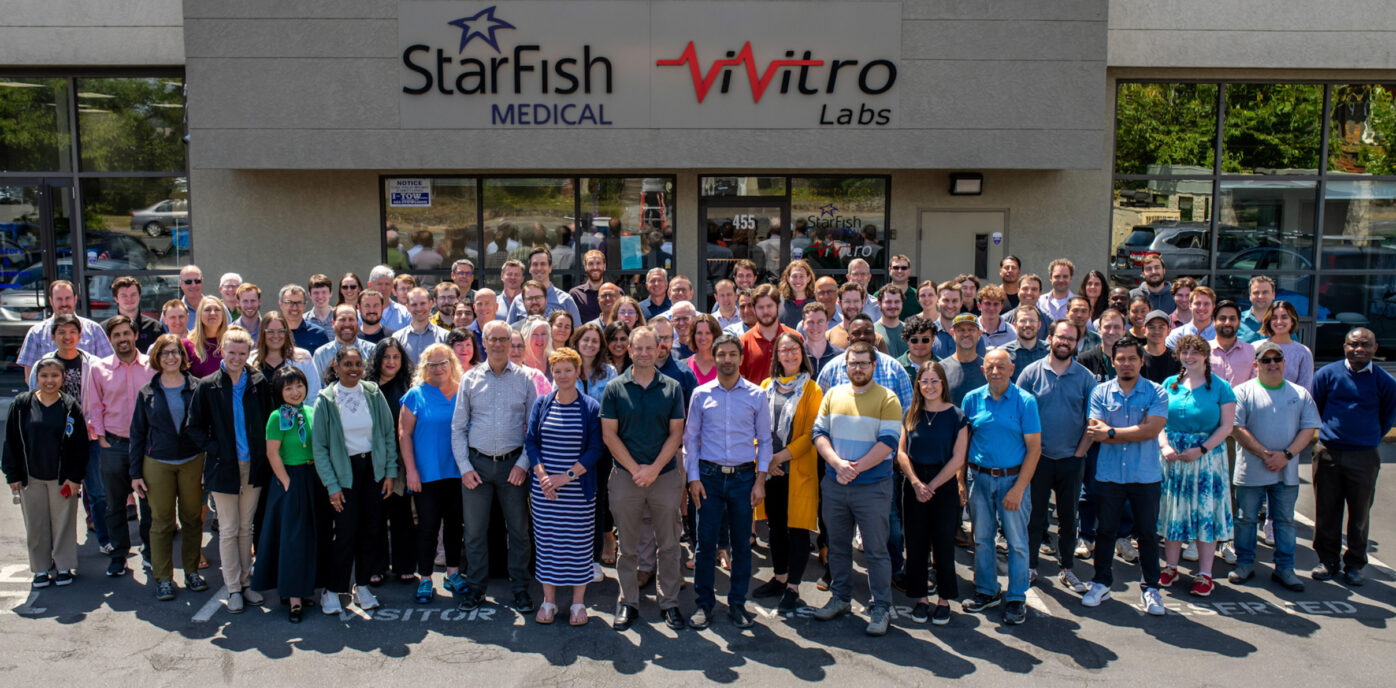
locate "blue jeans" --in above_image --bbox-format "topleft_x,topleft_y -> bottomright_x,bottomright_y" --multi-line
693,462 -> 756,610
1235,483 -> 1299,571
83,440 -> 109,546
970,471 -> 1031,602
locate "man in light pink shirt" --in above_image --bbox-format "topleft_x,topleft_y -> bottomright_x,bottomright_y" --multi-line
86,316 -> 153,577
1209,301 -> 1256,387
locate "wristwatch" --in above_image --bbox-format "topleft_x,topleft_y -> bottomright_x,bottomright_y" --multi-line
1107,428 -> 1116,440
565,468 -> 578,480
1283,450 -> 1294,460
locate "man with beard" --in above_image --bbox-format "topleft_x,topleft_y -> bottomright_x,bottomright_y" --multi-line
1017,319 -> 1096,593
1001,307 -> 1047,383
17,280 -> 113,380
999,256 -> 1023,310
86,316 -> 152,577
569,250 -> 608,323
357,289 -> 393,344
1129,255 -> 1174,314
826,283 -> 868,350
312,304 -> 376,374
505,247 -> 582,325
390,287 -> 447,365
1209,299 -> 1256,567
233,283 -> 262,339
510,281 -> 551,330
430,282 -> 462,330
738,284 -> 796,385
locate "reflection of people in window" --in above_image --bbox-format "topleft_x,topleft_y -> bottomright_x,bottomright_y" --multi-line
706,221 -> 732,282
643,231 -> 672,270
790,218 -> 812,255
550,225 -> 575,270
486,222 -> 520,256
859,224 -> 883,266
411,230 -> 444,271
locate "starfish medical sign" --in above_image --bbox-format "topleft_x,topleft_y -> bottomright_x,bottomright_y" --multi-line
448,6 -> 515,54
819,203 -> 838,218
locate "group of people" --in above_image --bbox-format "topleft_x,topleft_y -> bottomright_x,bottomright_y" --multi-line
4,248 -> 1392,636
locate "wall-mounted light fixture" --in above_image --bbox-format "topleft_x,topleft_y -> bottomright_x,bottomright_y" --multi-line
949,172 -> 983,196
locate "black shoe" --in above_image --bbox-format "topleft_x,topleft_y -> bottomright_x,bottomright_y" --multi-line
777,588 -> 805,616
456,589 -> 484,612
662,606 -> 686,630
688,606 -> 711,629
288,604 -> 303,623
931,604 -> 952,626
613,604 -> 639,630
891,572 -> 908,594
1343,568 -> 1366,587
106,558 -> 128,577
1003,600 -> 1027,625
184,572 -> 209,593
1311,564 -> 1339,582
752,578 -> 786,598
53,571 -> 74,586
729,605 -> 755,629
514,591 -> 535,613
962,591 -> 1004,614
910,601 -> 931,624
31,572 -> 51,589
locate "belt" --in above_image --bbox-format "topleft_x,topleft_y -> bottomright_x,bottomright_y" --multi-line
472,447 -> 522,462
104,433 -> 130,443
700,460 -> 755,474
969,463 -> 1020,478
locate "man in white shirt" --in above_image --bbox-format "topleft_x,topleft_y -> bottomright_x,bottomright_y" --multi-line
1037,258 -> 1076,321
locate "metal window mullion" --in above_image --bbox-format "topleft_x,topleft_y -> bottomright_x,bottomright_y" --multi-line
1208,83 -> 1226,286
1308,85 -> 1335,352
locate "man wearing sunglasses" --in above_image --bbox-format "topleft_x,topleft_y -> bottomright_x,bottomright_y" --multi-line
886,254 -> 920,319
1230,341 -> 1320,592
179,265 -> 205,315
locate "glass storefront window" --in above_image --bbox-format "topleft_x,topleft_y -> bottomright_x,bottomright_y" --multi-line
700,176 -> 786,197
76,77 -> 185,172
80,177 -> 190,271
1216,180 -> 1316,267
1322,180 -> 1396,272
1110,178 -> 1213,277
383,177 -> 479,276
1315,274 -> 1396,360
482,177 -> 575,289
86,273 -> 179,321
1329,84 -> 1394,176
579,177 -> 674,297
1114,83 -> 1218,175
1211,272 -> 1315,319
0,77 -> 72,172
1222,84 -> 1323,174
791,176 -> 888,272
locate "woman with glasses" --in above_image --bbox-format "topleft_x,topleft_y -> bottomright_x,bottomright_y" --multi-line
522,318 -> 554,376
778,259 -> 816,329
684,314 -> 723,385
1158,334 -> 1236,597
610,297 -> 646,331
549,310 -> 575,355
129,334 -> 205,601
399,343 -> 466,603
569,322 -> 618,567
1260,301 -> 1313,391
445,327 -> 480,374
337,272 -> 365,307
751,331 -> 825,616
184,296 -> 230,378
366,338 -> 416,586
895,361 -> 968,625
251,311 -> 321,399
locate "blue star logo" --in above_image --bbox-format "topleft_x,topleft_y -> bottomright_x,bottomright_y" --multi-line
819,203 -> 838,218
448,6 -> 516,54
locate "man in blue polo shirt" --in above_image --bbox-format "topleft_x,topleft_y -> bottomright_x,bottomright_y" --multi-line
960,348 -> 1041,626
1082,335 -> 1169,615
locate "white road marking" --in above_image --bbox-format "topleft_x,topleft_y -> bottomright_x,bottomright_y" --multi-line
1024,587 -> 1053,616
0,590 -> 44,615
346,604 -> 372,620
0,564 -> 31,584
1291,510 -> 1395,579
191,586 -> 228,622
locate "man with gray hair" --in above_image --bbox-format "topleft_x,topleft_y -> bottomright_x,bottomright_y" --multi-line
846,258 -> 882,320
639,267 -> 671,319
277,283 -> 329,352
218,273 -> 242,315
450,259 -> 476,298
668,301 -> 697,359
368,265 -> 412,330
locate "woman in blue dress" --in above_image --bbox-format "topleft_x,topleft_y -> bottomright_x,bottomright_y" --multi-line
1158,334 -> 1236,597
525,347 -> 603,626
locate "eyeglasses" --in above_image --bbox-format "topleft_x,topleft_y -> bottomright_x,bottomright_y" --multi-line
484,336 -> 511,343
922,378 -> 942,385
847,361 -> 874,369
341,284 -> 360,291
908,336 -> 933,344
158,349 -> 182,358
426,360 -> 451,368
1259,356 -> 1284,364
183,279 -> 202,285
777,346 -> 803,354
282,300 -> 304,307
264,328 -> 286,335
891,265 -> 909,271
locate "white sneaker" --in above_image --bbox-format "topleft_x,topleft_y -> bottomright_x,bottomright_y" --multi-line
1182,542 -> 1200,562
1081,582 -> 1111,607
852,527 -> 864,552
355,586 -> 381,610
1074,538 -> 1094,558
1115,538 -> 1139,563
1058,569 -> 1089,594
1142,587 -> 1165,616
1261,520 -> 1276,547
1220,542 -> 1237,565
592,561 -> 605,584
321,590 -> 343,615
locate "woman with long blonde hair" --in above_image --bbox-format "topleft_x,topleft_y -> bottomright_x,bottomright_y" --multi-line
399,343 -> 466,603
184,295 -> 230,377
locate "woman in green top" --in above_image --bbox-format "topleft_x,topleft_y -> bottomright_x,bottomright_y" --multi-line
250,366 -> 322,622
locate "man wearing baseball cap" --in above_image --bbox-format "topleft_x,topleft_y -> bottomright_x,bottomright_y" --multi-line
1141,310 -> 1180,384
941,314 -> 987,407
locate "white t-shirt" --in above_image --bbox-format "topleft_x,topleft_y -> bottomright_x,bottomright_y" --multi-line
335,382 -> 374,456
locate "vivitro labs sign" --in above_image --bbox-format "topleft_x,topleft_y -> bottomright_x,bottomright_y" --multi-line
398,1 -> 901,129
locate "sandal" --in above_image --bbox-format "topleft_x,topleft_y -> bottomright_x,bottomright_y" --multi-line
288,604 -> 303,623
198,554 -> 210,570
535,601 -> 558,624
569,603 -> 588,626
601,533 -> 617,567
718,549 -> 731,571
368,574 -> 384,587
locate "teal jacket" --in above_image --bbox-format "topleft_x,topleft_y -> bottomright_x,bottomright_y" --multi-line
311,380 -> 399,495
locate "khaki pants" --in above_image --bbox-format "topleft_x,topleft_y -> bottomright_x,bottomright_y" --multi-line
144,455 -> 205,582
19,478 -> 79,574
609,466 -> 684,609
210,462 -> 261,593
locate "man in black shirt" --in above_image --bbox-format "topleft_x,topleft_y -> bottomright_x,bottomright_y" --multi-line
1141,310 -> 1180,384
105,276 -> 165,354
358,289 -> 394,344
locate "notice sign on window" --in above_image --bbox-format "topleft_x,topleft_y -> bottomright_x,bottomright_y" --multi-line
388,178 -> 432,207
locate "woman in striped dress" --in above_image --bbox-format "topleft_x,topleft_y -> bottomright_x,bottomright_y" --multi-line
524,347 -> 603,626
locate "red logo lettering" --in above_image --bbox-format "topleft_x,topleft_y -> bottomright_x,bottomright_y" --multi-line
656,41 -> 823,103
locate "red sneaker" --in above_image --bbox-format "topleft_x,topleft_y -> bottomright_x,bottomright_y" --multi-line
1189,574 -> 1214,597
1158,567 -> 1179,587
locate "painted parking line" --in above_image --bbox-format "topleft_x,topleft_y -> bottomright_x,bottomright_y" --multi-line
191,586 -> 229,622
0,590 -> 45,615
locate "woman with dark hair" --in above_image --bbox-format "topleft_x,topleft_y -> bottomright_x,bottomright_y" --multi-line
610,297 -> 646,331
251,311 -> 320,398
685,314 -> 722,385
777,259 -> 816,329
895,361 -> 968,625
1127,294 -> 1152,339
400,342 -> 465,603
1260,300 -> 1313,390
445,327 -> 480,374
603,321 -> 632,373
751,331 -> 825,616
250,366 -> 322,622
1080,270 -> 1109,325
337,272 -> 365,307
4,356 -> 90,589
366,337 -> 416,585
1158,334 -> 1236,596
549,310 -> 575,354
311,346 -> 399,614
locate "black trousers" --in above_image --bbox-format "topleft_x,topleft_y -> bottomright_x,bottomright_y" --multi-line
1312,445 -> 1381,572
763,473 -> 812,585
381,491 -> 416,576
901,462 -> 960,600
100,437 -> 150,561
328,452 -> 385,592
1028,455 -> 1084,570
1092,481 -> 1161,588
593,453 -> 614,559
413,478 -> 463,576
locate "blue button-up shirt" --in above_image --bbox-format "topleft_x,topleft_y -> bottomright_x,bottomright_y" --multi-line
963,383 -> 1041,470
506,285 -> 582,326
228,364 -> 250,463
381,301 -> 412,332
391,322 -> 448,365
1166,320 -> 1216,349
816,350 -> 912,409
1088,377 -> 1170,484
1237,308 -> 1265,343
682,377 -> 772,481
1015,357 -> 1096,459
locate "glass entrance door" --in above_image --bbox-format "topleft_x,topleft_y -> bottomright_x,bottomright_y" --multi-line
0,180 -> 74,389
698,201 -> 788,310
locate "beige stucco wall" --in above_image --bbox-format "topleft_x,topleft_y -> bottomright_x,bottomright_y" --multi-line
0,0 -> 183,66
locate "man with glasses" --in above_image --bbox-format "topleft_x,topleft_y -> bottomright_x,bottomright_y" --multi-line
18,280 -> 113,381
218,273 -> 242,318
430,282 -> 462,330
669,303 -> 697,360
276,284 -> 330,353
587,282 -> 623,329
505,247 -> 582,325
896,315 -> 936,381
846,258 -> 881,320
178,265 -> 206,315
392,287 -> 448,365
1230,342 -> 1320,592
509,281 -> 551,330
450,258 -> 477,298
724,288 -> 758,337
886,255 -> 920,318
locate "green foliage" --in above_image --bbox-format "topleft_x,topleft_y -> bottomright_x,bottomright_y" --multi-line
0,78 -> 71,171
1221,84 -> 1323,172
1114,83 -> 1218,174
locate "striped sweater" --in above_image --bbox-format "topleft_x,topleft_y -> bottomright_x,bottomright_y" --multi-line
811,383 -> 903,485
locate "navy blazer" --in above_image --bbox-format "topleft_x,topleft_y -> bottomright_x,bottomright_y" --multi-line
524,390 -> 603,500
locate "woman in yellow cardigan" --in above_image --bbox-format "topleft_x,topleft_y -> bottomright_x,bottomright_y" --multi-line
751,331 -> 823,617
